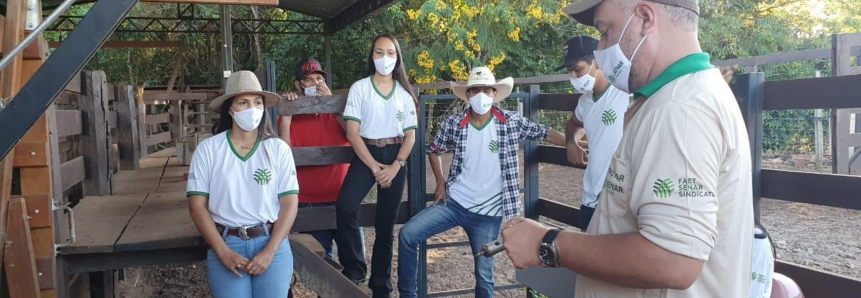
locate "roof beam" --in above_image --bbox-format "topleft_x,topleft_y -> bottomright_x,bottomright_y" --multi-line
326,0 -> 399,33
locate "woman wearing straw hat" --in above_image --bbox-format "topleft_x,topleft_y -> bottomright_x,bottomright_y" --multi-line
336,33 -> 419,298
187,71 -> 299,297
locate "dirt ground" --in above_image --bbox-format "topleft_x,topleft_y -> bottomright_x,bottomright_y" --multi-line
117,154 -> 861,297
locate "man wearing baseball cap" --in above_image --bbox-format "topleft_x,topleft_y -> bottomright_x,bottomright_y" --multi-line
502,1 -> 754,297
558,35 -> 630,231
278,59 -> 359,264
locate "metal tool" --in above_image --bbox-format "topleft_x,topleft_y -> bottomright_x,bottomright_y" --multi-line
475,239 -> 505,257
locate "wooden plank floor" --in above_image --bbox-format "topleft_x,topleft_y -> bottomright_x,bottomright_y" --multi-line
114,190 -> 202,252
60,193 -> 148,255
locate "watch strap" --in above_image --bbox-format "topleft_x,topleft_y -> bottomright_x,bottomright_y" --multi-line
542,228 -> 562,245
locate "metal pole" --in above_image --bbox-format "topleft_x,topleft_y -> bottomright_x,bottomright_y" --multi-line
735,72 -> 765,226
814,70 -> 824,165
220,5 -> 234,86
0,0 -> 76,72
325,35 -> 333,88
524,85 -> 540,219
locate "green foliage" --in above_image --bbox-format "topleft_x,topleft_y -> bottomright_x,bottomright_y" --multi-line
52,1 -> 859,153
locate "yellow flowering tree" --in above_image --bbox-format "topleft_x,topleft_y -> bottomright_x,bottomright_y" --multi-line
395,0 -> 581,88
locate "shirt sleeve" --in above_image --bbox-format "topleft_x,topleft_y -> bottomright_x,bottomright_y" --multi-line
276,141 -> 300,198
343,81 -> 363,124
514,113 -> 550,141
186,142 -> 211,198
574,95 -> 586,122
629,103 -> 721,262
428,115 -> 454,155
403,96 -> 418,131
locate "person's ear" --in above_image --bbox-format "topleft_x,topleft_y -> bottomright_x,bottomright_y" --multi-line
294,81 -> 302,93
637,2 -> 658,36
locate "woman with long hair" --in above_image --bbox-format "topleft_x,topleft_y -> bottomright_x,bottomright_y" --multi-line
336,33 -> 419,298
187,71 -> 299,297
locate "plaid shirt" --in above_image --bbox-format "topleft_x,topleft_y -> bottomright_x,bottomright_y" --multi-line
429,107 -> 549,221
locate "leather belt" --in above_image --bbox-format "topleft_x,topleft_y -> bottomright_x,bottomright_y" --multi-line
216,222 -> 274,241
363,137 -> 403,147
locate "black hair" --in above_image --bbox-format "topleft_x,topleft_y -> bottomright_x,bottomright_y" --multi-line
366,33 -> 419,111
568,55 -> 596,72
212,96 -> 277,140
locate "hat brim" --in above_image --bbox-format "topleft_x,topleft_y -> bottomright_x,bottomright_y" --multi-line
209,90 -> 281,113
562,0 -> 603,27
450,77 -> 514,103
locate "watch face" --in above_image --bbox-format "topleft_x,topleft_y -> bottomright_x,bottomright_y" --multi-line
538,244 -> 555,265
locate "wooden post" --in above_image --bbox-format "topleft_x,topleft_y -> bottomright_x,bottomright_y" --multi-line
136,87 -> 147,159
0,0 -> 30,291
831,33 -> 861,174
170,99 -> 184,143
116,85 -> 140,170
814,71 -> 823,164
80,71 -> 111,196
4,199 -> 42,298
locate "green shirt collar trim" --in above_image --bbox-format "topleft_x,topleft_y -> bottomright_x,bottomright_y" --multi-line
592,85 -> 609,103
634,52 -> 714,99
371,77 -> 396,100
227,130 -> 260,162
469,117 -> 493,131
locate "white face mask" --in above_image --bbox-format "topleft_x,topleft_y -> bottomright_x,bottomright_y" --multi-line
570,62 -> 596,93
374,56 -> 397,76
231,107 -> 265,132
469,93 -> 494,115
304,85 -> 317,96
593,10 -> 648,93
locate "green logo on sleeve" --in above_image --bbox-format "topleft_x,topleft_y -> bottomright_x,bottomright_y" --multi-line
653,178 -> 675,198
253,168 -> 273,185
397,110 -> 404,122
602,109 -> 617,126
488,140 -> 500,154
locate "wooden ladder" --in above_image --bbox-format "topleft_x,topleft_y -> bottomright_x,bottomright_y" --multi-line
0,0 -> 61,297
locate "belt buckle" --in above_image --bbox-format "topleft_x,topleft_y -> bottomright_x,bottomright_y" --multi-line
375,139 -> 385,148
238,225 -> 253,240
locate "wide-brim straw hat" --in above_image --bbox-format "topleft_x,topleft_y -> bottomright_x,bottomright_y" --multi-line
450,67 -> 514,103
209,71 -> 281,113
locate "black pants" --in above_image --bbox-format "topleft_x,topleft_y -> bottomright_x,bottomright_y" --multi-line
580,205 -> 596,231
335,144 -> 406,298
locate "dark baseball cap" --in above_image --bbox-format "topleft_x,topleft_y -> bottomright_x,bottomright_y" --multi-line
555,36 -> 600,72
563,0 -> 699,27
295,59 -> 326,81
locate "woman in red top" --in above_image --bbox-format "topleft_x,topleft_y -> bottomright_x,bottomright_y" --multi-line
278,59 -> 362,260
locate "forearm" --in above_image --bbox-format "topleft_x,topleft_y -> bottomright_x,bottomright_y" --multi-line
545,129 -> 567,147
428,153 -> 445,182
189,198 -> 229,253
395,130 -> 416,162
263,195 -> 298,254
565,119 -> 586,145
347,131 -> 378,168
555,231 -> 700,289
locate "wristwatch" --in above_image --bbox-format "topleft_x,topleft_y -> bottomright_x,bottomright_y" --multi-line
397,158 -> 406,168
538,228 -> 562,267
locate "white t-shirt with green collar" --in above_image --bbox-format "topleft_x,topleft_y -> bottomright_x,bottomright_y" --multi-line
343,77 -> 418,139
186,131 -> 299,227
447,119 -> 504,217
574,85 -> 629,208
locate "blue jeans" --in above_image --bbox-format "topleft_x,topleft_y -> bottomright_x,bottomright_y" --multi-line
207,227 -> 293,298
397,199 -> 502,298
